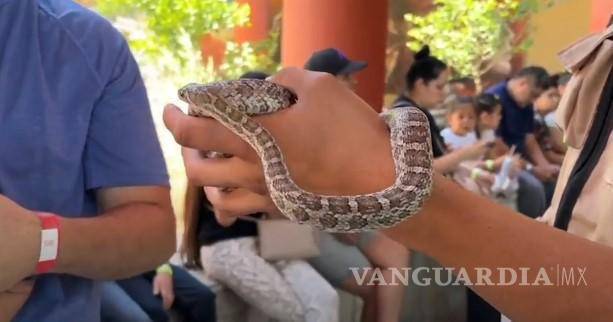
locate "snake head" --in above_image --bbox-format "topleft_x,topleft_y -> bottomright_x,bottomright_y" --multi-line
177,83 -> 205,104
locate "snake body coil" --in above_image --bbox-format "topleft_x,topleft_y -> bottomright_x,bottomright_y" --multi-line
179,79 -> 433,232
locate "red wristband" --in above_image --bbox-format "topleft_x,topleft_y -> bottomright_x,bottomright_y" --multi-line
35,212 -> 61,274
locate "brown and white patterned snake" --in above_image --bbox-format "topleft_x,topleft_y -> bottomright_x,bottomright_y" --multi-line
178,79 -> 433,232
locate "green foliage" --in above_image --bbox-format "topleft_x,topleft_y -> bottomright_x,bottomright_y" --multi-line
96,0 -> 280,81
97,0 -> 250,58
405,0 -> 556,84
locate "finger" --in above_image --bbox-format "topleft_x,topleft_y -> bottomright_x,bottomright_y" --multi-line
163,292 -> 175,310
268,67 -> 337,99
163,104 -> 251,157
7,281 -> 34,294
152,282 -> 160,295
267,67 -> 308,96
204,187 -> 276,222
182,148 -> 265,192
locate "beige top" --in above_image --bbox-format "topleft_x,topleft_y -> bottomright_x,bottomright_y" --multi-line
540,25 -> 613,246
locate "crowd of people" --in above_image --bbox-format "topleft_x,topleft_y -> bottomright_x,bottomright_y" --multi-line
3,1 -> 612,322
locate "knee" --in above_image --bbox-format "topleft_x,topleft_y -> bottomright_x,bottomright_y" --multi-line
519,172 -> 546,196
318,284 -> 340,308
143,305 -> 169,322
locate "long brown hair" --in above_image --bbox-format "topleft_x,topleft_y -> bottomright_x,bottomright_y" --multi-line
180,182 -> 207,269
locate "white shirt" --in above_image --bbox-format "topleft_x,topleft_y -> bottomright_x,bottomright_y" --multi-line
440,128 -> 478,150
479,129 -> 497,142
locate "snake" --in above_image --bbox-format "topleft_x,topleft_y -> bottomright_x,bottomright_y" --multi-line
178,79 -> 433,233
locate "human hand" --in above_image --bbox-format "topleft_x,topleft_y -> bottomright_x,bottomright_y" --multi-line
0,280 -> 34,321
461,141 -> 490,161
0,195 -> 40,292
153,270 -> 175,310
164,68 -> 397,225
531,163 -> 559,181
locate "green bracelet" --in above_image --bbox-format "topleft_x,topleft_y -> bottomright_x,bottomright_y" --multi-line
156,263 -> 173,276
471,168 -> 483,180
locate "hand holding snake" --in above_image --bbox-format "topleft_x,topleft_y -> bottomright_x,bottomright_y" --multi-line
169,68 -> 433,232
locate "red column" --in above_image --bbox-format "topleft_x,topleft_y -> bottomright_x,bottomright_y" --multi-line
590,0 -> 613,32
234,0 -> 272,43
281,0 -> 389,110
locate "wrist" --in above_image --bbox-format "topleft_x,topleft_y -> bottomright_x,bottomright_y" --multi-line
484,159 -> 495,171
22,211 -> 42,277
156,263 -> 173,276
33,213 -> 62,275
471,168 -> 484,180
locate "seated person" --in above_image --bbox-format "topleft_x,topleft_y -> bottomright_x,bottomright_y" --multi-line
100,263 -> 216,322
533,76 -> 564,165
485,66 -> 559,217
182,184 -> 339,322
440,95 -> 479,151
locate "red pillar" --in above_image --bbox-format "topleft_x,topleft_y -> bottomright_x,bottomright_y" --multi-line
234,0 -> 272,43
281,0 -> 389,111
590,0 -> 613,32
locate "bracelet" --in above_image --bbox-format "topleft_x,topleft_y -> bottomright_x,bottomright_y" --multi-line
470,168 -> 483,180
35,212 -> 61,274
156,263 -> 173,276
485,159 -> 495,171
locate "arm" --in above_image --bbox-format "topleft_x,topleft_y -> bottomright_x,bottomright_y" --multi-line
0,281 -> 33,322
0,187 -> 175,289
384,173 -> 613,322
433,142 -> 489,173
525,133 -> 550,166
55,186 -> 176,279
544,150 -> 565,165
163,68 -> 613,322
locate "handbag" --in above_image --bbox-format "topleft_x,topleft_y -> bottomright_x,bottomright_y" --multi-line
240,216 -> 320,261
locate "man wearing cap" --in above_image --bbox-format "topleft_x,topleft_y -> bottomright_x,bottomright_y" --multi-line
304,48 -> 368,91
304,48 -> 410,322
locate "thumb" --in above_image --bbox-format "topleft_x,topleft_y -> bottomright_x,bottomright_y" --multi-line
152,280 -> 160,295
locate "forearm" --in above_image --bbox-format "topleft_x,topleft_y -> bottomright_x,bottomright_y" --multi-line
384,173 -> 613,322
544,150 -> 565,165
54,202 -> 176,280
433,148 -> 470,173
525,135 -> 549,165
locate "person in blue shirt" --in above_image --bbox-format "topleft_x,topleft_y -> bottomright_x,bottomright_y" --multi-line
0,0 -> 175,321
485,66 -> 560,217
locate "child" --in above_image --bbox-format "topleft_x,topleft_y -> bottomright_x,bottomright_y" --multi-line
474,93 -> 502,143
440,95 -> 495,196
533,76 -> 565,165
440,95 -> 479,151
474,93 -> 523,201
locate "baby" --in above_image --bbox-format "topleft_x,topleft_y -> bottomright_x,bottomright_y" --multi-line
440,95 -> 479,150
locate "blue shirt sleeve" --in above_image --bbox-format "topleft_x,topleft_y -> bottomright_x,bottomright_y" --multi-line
84,33 -> 169,190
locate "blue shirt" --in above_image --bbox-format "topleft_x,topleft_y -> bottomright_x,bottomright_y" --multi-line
486,81 -> 535,154
0,0 -> 169,321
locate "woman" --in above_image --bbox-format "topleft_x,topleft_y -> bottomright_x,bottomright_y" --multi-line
394,46 -> 500,321
394,46 -> 489,171
181,183 -> 339,322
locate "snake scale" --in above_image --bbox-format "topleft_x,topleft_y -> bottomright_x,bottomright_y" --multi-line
178,79 -> 433,233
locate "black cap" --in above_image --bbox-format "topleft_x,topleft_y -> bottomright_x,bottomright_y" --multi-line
304,48 -> 367,76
